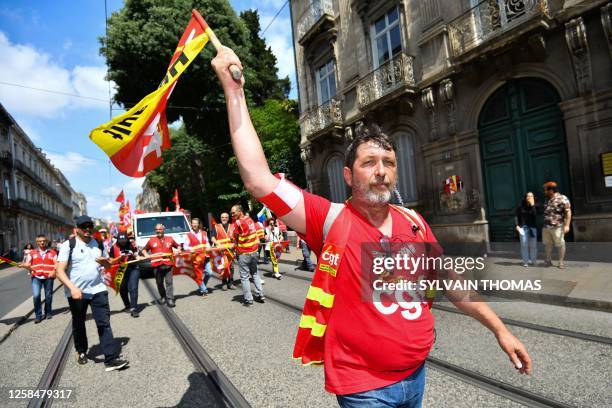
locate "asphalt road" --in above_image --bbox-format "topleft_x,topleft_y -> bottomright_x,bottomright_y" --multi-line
1,261 -> 610,407
0,266 -> 35,319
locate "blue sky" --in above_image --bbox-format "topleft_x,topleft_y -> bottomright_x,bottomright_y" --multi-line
0,0 -> 295,221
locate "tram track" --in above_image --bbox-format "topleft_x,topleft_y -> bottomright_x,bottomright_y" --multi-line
143,279 -> 251,408
26,322 -> 73,408
259,288 -> 577,408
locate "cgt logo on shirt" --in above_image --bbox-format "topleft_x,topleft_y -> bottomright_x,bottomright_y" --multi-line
320,243 -> 343,277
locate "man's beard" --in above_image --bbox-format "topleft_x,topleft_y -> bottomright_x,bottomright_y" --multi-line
353,178 -> 395,205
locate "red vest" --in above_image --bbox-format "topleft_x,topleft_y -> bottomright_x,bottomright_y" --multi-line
233,217 -> 260,254
30,249 -> 57,279
146,236 -> 176,267
187,230 -> 209,254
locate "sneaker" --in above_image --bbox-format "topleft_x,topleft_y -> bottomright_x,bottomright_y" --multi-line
201,292 -> 209,298
260,279 -> 265,285
243,300 -> 253,307
544,260 -> 553,267
77,352 -> 88,365
159,297 -> 166,304
122,307 -> 131,313
558,263 -> 565,269
523,263 -> 528,267
167,300 -> 175,308
274,273 -> 282,280
221,286 -> 227,291
45,314 -> 52,320
34,317 -> 42,324
528,261 -> 534,265
105,358 -> 129,372
130,309 -> 139,318
228,285 -> 235,290
254,295 -> 266,304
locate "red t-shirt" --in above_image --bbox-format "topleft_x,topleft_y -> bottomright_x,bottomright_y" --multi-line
144,236 -> 178,266
299,191 -> 441,395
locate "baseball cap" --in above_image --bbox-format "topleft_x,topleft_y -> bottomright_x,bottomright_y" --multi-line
75,215 -> 94,227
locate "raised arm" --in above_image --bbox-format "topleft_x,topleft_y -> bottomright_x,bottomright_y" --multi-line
211,47 -> 306,234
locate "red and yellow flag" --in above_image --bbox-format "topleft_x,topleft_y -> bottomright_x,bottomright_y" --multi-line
90,10 -> 212,177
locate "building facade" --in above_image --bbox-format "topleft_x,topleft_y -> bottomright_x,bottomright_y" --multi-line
71,191 -> 88,218
0,103 -> 78,255
135,178 -> 161,213
291,0 -> 612,243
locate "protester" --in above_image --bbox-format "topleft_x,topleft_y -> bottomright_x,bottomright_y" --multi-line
212,47 -> 531,406
184,218 -> 213,297
142,224 -> 179,307
110,232 -> 140,317
264,218 -> 283,280
296,236 -> 315,272
55,215 -> 129,371
277,218 -> 289,253
515,192 -> 538,267
211,212 -> 236,290
542,181 -> 572,269
19,234 -> 56,323
229,204 -> 265,306
22,243 -> 34,263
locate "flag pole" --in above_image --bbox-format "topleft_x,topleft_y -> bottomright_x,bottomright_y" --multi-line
192,9 -> 242,81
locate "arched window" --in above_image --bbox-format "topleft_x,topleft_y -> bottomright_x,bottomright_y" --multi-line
326,155 -> 346,203
395,133 -> 418,203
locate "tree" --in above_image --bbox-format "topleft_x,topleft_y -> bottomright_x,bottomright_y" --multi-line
239,9 -> 290,105
101,0 -> 300,219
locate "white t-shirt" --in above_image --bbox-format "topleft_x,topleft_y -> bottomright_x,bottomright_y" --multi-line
57,238 -> 107,298
265,226 -> 282,251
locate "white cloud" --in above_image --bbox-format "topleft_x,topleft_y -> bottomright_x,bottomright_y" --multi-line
0,31 -> 114,119
100,202 -> 116,212
45,151 -> 97,175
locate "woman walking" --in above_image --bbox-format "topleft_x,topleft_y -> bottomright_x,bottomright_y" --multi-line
515,192 -> 538,267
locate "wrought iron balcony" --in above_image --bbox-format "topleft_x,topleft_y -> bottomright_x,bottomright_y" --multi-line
301,98 -> 343,140
448,0 -> 549,59
356,52 -> 416,111
297,0 -> 336,44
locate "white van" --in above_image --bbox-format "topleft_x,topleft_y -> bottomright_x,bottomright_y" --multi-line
132,211 -> 191,273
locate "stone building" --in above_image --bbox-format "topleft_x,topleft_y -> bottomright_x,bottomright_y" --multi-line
135,178 -> 161,213
291,0 -> 612,243
0,103 -> 77,254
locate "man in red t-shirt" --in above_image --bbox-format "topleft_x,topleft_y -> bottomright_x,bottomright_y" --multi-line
142,224 -> 179,307
229,205 -> 265,306
212,47 -> 532,407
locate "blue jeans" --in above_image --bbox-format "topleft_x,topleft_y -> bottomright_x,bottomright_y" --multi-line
337,363 -> 426,408
32,277 -> 54,319
519,226 -> 537,264
119,266 -> 140,309
199,262 -> 213,294
301,243 -> 314,270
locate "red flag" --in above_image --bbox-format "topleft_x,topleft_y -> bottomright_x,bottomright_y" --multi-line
115,190 -> 125,203
171,189 -> 180,211
89,10 -> 211,177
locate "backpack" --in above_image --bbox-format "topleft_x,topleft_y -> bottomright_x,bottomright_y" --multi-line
67,237 -> 105,271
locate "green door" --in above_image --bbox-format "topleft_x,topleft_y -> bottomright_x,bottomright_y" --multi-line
479,78 -> 570,242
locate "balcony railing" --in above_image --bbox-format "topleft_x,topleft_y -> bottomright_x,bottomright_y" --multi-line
448,0 -> 549,58
301,98 -> 343,139
297,0 -> 335,43
10,198 -> 70,225
356,53 -> 416,110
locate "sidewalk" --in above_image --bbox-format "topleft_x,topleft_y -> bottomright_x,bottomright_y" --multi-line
274,248 -> 612,311
476,256 -> 612,311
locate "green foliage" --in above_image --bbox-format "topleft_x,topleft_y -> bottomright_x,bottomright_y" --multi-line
102,0 -> 301,219
239,9 -> 290,104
